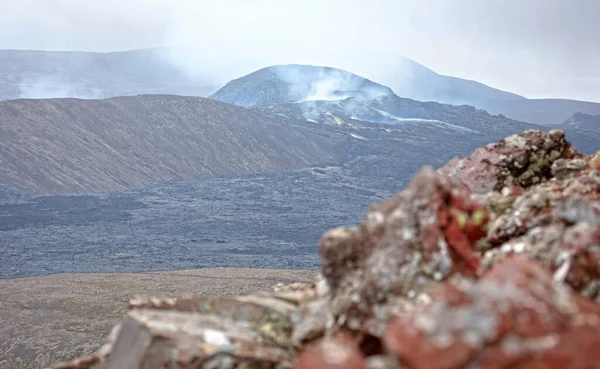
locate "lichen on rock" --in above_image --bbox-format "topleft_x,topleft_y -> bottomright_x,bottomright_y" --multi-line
439,129 -> 580,195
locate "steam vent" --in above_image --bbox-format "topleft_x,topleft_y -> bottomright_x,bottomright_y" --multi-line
52,129 -> 600,369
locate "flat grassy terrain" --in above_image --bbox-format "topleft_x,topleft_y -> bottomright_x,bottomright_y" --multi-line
0,268 -> 317,369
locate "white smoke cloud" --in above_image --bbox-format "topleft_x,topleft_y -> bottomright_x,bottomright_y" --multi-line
303,79 -> 349,102
1,0 -> 600,101
18,75 -> 103,99
297,69 -> 391,102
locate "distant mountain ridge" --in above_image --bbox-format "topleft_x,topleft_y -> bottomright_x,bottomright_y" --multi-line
3,63 -> 599,196
0,48 -> 216,101
2,47 -> 600,126
251,95 -> 600,153
210,60 -> 600,126
559,112 -> 600,132
362,54 -> 600,126
361,54 -> 525,105
474,98 -> 600,126
209,64 -> 394,106
210,64 -> 600,194
212,64 -> 600,156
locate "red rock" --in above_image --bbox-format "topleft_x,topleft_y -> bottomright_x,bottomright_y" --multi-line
291,297 -> 332,346
487,170 -> 600,246
319,167 -> 488,337
383,257 -> 600,369
484,222 -> 600,302
439,130 -> 580,195
552,157 -> 589,179
590,152 -> 600,171
295,337 -> 368,369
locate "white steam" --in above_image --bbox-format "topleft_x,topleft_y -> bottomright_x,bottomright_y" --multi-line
303,79 -> 349,102
18,75 -> 103,99
269,66 -> 392,103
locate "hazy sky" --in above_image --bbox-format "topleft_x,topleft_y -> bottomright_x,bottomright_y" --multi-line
2,0 -> 599,101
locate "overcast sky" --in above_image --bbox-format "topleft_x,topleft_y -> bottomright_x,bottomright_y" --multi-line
1,0 -> 599,101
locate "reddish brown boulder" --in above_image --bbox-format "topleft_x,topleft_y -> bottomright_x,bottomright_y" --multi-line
319,167 -> 489,336
483,223 -> 600,301
486,169 -> 600,246
383,257 -> 600,369
295,335 -> 368,369
439,129 -> 580,195
477,147 -> 600,300
294,333 -> 369,369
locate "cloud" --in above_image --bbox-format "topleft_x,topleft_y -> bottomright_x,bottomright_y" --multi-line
1,0 -> 599,101
0,0 -> 170,51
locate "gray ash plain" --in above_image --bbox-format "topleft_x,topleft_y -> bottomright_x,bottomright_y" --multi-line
0,167 -> 394,279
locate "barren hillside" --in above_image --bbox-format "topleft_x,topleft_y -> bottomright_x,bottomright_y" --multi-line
0,95 -> 338,194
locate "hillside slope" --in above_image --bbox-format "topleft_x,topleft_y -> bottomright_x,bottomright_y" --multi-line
5,47 -> 600,126
210,64 -> 600,155
559,112 -> 600,132
0,182 -> 28,203
255,94 -> 533,136
0,95 -> 338,194
253,98 -> 599,180
361,54 -> 524,105
477,98 -> 600,126
345,54 -> 600,126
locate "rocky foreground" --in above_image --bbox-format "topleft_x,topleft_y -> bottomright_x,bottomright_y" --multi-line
52,129 -> 600,369
0,269 -> 318,368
